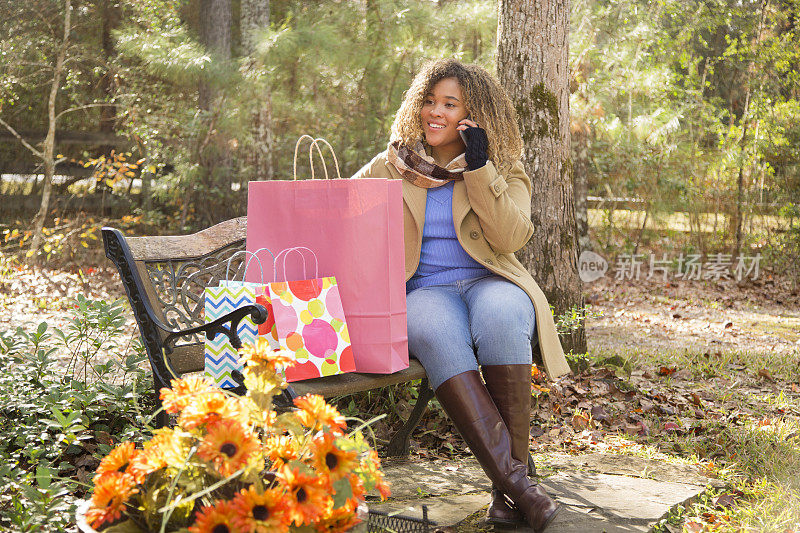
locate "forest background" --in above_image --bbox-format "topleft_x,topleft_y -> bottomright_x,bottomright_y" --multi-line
3,0 -> 800,272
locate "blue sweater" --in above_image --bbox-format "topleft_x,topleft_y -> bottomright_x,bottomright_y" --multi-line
406,181 -> 490,292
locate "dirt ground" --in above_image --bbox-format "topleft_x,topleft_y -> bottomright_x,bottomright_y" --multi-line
585,275 -> 800,358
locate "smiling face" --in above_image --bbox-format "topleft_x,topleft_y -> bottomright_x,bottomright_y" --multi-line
420,77 -> 468,163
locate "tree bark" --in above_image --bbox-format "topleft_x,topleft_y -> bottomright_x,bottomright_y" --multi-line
573,127 -> 591,252
497,0 -> 586,354
99,0 -> 119,135
199,0 -> 232,109
197,0 -> 232,224
29,0 -> 72,259
241,0 -> 274,181
733,0 -> 769,257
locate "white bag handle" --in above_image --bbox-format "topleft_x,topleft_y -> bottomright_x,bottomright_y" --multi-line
225,247 -> 275,283
273,246 -> 319,282
292,135 -> 342,181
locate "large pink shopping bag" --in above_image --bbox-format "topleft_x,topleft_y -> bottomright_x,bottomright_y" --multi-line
246,136 -> 408,374
268,247 -> 356,382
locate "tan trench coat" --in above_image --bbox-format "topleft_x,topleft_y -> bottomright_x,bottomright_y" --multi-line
352,151 -> 571,378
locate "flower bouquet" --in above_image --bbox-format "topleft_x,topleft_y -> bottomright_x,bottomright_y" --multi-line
81,338 -> 390,532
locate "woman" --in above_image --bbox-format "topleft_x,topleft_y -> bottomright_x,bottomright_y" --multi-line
352,58 -> 570,531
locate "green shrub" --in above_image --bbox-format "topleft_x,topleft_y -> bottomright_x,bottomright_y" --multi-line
0,297 -> 153,532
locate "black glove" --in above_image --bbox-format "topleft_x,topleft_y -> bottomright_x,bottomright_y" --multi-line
461,126 -> 489,170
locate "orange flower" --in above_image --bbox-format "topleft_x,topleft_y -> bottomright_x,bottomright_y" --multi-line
86,471 -> 138,529
293,394 -> 346,434
365,450 -> 391,500
375,475 -> 391,500
160,376 -> 213,413
314,506 -> 361,533
178,390 -> 243,429
198,419 -> 260,477
232,486 -> 291,533
279,466 -> 331,526
126,430 -> 180,482
127,446 -> 163,484
190,499 -> 242,533
240,338 -> 296,371
345,473 -> 367,511
310,434 -> 357,481
96,442 -> 137,479
264,434 -> 301,470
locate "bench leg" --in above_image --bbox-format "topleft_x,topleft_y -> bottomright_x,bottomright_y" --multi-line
152,375 -> 170,429
385,379 -> 435,457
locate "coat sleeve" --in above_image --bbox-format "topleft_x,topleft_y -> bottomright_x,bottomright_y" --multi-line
350,151 -> 391,179
462,160 -> 534,254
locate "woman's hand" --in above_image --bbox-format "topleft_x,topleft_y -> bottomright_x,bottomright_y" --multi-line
457,118 -> 488,171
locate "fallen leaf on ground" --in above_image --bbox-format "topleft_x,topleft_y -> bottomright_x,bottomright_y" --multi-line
758,368 -> 774,381
714,491 -> 744,509
684,520 -> 704,532
571,413 -> 591,431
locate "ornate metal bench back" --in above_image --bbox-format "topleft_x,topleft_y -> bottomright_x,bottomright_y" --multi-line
102,218 -> 257,388
142,240 -> 248,344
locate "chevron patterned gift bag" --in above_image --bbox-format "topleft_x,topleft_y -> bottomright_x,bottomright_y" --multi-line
203,283 -> 260,388
219,280 -> 280,349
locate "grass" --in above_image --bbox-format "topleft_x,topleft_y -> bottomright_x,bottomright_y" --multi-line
737,315 -> 800,343
586,343 -> 800,531
593,344 -> 800,383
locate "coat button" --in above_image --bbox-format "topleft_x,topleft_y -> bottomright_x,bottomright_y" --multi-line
485,259 -> 494,265
494,184 -> 501,192
470,230 -> 479,239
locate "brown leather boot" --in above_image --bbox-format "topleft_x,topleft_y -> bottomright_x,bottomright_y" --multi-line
435,371 -> 561,532
482,364 -> 533,526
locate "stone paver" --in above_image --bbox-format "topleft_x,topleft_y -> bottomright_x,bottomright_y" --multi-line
369,454 -> 718,531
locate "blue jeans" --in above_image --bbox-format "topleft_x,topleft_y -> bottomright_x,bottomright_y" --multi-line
406,274 -> 536,390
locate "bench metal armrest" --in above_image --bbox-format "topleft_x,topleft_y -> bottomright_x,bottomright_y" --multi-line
161,304 -> 267,355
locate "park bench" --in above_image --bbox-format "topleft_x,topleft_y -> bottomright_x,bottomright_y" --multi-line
101,216 -> 434,457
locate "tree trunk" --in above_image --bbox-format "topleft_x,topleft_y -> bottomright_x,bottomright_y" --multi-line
356,0 -> 388,156
99,0 -> 119,135
197,0 -> 232,224
29,0 -> 71,259
733,0 -> 769,257
573,127 -> 591,252
199,0 -> 232,109
241,0 -> 274,181
497,0 -> 586,354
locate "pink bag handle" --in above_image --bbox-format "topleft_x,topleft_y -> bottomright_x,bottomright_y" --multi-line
224,247 -> 275,283
273,246 -> 319,282
292,135 -> 342,181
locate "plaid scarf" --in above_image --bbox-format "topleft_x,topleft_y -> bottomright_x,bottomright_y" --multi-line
386,141 -> 467,188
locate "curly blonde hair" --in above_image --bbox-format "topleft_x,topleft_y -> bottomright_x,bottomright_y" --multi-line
391,58 -> 523,172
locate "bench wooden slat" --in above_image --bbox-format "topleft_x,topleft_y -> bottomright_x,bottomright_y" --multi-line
167,343 -> 425,398
127,217 -> 247,261
288,359 -> 427,398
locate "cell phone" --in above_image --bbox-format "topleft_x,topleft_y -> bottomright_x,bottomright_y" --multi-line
459,114 -> 473,144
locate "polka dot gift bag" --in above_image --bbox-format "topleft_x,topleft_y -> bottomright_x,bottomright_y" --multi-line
267,247 -> 356,382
